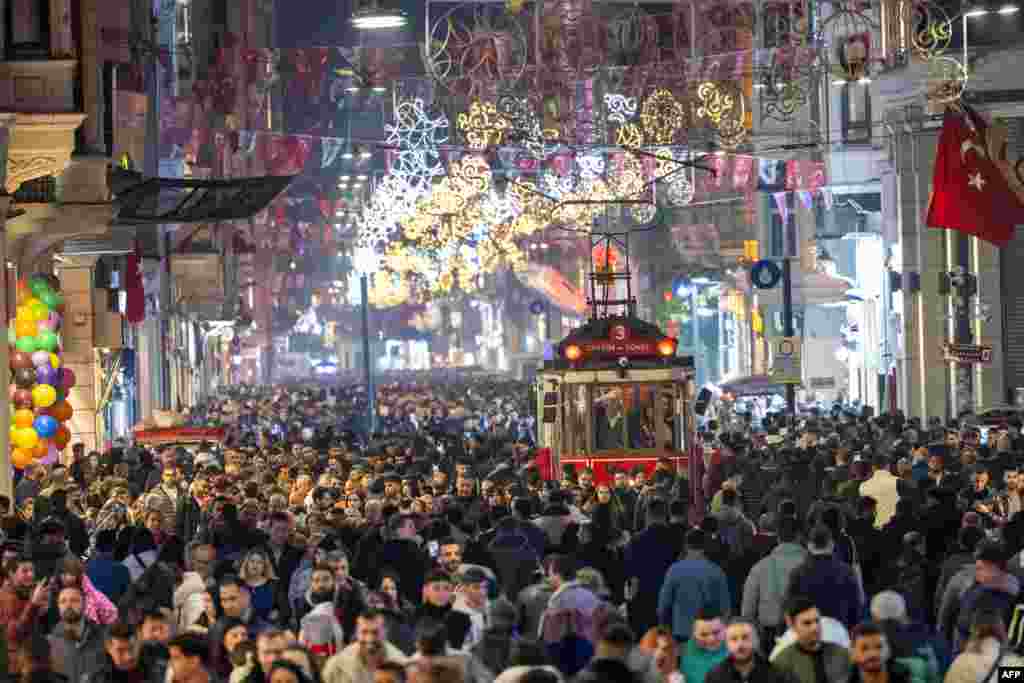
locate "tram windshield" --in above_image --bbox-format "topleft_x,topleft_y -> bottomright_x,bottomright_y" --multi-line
560,382 -> 677,456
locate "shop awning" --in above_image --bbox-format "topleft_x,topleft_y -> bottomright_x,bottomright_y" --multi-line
108,167 -> 295,224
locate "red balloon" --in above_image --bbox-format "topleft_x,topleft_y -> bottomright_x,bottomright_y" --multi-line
12,389 -> 33,409
10,352 -> 33,370
54,425 -> 70,450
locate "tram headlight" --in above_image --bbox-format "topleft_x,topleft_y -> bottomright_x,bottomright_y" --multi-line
657,338 -> 677,357
564,344 -> 583,362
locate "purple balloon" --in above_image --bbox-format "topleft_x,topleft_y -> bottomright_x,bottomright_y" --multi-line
39,444 -> 58,465
36,365 -> 57,385
31,351 -> 50,367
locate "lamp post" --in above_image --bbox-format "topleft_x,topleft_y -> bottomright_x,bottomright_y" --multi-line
353,247 -> 379,436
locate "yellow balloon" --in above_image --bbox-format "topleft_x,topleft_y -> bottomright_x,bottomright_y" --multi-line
23,297 -> 40,308
31,384 -> 57,408
50,353 -> 60,369
14,427 -> 38,450
15,306 -> 32,323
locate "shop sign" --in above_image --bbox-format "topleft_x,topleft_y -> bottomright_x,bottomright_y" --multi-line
943,343 -> 993,365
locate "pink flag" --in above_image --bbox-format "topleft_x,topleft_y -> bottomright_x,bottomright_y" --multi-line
773,191 -> 789,225
733,155 -> 753,190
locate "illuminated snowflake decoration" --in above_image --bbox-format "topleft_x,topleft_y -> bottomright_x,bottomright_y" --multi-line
497,95 -> 549,158
577,153 -> 606,181
541,171 -> 576,198
630,202 -> 657,224
357,175 -> 425,250
654,147 -> 695,207
667,177 -> 695,206
385,98 -> 450,188
478,190 -> 520,226
604,93 -> 638,124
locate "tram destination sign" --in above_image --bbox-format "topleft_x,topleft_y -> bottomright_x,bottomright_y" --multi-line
582,323 -> 659,357
583,339 -> 658,356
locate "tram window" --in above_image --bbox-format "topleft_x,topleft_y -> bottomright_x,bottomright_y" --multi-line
563,385 -> 588,456
594,385 -> 660,451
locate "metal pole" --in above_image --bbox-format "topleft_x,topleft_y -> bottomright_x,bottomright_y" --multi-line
782,257 -> 796,415
955,233 -> 973,416
0,200 -> 13,500
360,273 -> 376,435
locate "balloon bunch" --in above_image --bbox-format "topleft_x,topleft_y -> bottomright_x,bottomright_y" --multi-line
7,274 -> 75,469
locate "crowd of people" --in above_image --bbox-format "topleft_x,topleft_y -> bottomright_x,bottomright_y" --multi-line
1,373 -> 1024,683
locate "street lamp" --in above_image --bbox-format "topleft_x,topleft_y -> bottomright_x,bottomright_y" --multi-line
353,246 -> 380,434
351,1 -> 408,29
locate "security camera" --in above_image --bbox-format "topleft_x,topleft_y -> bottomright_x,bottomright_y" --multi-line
618,356 -> 629,368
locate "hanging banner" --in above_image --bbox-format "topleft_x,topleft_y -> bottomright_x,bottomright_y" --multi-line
733,155 -> 753,190
757,159 -> 786,191
773,191 -> 789,227
321,137 -> 344,168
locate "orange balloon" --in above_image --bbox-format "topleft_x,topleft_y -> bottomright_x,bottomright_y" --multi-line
12,408 -> 34,429
32,439 -> 48,459
11,448 -> 33,469
53,425 -> 70,450
50,401 -> 73,422
14,319 -> 37,338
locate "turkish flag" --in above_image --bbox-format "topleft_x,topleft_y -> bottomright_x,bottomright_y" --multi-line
927,107 -> 1024,247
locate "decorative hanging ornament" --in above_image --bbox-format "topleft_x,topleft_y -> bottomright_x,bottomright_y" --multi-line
751,260 -> 783,289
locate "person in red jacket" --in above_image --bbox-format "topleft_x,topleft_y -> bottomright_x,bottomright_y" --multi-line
0,555 -> 50,663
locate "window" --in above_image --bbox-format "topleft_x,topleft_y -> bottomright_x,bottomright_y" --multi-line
841,83 -> 872,144
6,0 -> 49,59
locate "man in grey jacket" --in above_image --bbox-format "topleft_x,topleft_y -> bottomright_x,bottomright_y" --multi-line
741,515 -> 806,646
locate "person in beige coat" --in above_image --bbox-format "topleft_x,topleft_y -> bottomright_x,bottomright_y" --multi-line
322,611 -> 407,683
944,610 -> 1024,683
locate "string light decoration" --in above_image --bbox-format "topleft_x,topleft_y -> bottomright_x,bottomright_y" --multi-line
616,122 -> 645,147
357,175 -> 423,249
695,79 -> 748,149
577,153 -> 606,181
695,81 -> 737,127
604,93 -> 638,124
654,147 -> 695,207
457,100 -> 510,149
640,89 -> 687,144
384,97 -> 450,188
497,94 -> 548,158
368,271 -> 412,308
925,56 -> 967,105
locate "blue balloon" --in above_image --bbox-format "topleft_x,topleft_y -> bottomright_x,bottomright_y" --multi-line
33,415 -> 57,438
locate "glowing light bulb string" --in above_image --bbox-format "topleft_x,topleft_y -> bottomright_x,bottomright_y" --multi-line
502,145 -> 716,217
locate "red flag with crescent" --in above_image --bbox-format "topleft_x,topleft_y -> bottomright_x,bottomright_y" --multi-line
927,106 -> 1024,247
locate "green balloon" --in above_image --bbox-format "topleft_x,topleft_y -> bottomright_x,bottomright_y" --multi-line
39,291 -> 62,309
14,336 -> 36,353
28,302 -> 49,321
29,278 -> 50,298
36,330 -> 58,352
